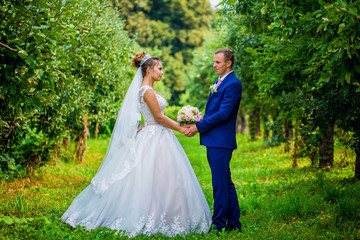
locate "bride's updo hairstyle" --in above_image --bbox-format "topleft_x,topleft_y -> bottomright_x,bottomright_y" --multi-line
131,52 -> 161,77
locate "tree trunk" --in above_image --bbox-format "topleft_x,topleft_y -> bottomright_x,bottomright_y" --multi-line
264,127 -> 269,140
262,112 -> 269,140
0,122 -> 17,148
255,110 -> 261,137
236,111 -> 247,134
284,121 -> 293,139
309,149 -> 317,166
271,116 -> 279,139
63,131 -> 70,149
319,120 -> 334,168
53,145 -> 58,164
263,122 -> 269,140
236,113 -> 241,134
355,144 -> 360,180
249,107 -> 260,141
292,121 -> 298,168
94,121 -> 100,138
75,117 -> 90,162
284,120 -> 293,153
271,116 -> 283,144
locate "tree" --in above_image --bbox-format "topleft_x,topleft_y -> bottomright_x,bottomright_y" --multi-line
219,0 -> 360,176
0,0 -> 135,172
112,0 -> 214,104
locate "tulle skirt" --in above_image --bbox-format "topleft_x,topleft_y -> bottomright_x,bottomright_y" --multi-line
61,124 -> 212,237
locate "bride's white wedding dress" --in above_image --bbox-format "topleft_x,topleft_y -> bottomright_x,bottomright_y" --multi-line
61,86 -> 212,237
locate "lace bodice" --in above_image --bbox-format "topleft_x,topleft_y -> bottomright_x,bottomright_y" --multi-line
139,86 -> 167,125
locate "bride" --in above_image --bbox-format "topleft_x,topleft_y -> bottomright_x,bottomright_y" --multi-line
61,52 -> 212,237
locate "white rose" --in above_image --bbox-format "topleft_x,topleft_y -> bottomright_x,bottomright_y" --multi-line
185,108 -> 193,116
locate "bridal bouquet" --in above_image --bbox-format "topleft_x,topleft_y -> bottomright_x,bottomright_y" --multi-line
177,105 -> 203,125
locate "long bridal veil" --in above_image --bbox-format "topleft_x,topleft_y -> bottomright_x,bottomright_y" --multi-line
91,68 -> 143,195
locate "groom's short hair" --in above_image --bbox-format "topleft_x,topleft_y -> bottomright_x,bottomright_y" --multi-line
215,48 -> 234,68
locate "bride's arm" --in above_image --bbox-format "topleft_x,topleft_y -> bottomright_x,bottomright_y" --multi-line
143,90 -> 186,133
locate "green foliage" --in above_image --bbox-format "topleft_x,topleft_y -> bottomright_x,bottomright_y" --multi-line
113,0 -> 214,103
163,105 -> 181,122
0,0 -> 136,173
219,0 -> 360,171
264,121 -> 287,147
115,0 -> 213,56
181,29 -> 223,112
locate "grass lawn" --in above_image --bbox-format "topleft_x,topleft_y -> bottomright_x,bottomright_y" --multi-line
0,133 -> 359,239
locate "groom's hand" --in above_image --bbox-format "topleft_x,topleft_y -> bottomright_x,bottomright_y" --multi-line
184,124 -> 198,137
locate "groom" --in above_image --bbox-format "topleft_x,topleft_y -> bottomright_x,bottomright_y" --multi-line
185,48 -> 242,232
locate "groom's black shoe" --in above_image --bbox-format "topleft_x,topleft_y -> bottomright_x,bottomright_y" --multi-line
208,225 -> 222,235
226,223 -> 242,233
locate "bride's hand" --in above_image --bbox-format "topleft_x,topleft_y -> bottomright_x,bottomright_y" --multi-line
184,124 -> 198,137
179,125 -> 190,134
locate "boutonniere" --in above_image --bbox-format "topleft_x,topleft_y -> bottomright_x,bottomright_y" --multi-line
210,84 -> 218,94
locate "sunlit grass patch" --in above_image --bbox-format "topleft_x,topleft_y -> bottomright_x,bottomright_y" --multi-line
0,133 -> 359,239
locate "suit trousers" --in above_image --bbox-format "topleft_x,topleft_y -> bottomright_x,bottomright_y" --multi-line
207,147 -> 241,231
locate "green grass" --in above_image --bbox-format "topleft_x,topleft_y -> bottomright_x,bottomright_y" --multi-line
0,133 -> 359,239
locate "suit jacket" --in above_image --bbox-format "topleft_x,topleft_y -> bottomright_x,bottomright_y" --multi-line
196,71 -> 242,150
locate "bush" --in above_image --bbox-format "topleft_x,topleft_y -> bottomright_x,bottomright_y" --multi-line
164,105 -> 181,122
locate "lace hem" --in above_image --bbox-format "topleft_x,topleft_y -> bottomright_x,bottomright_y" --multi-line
62,211 -> 211,237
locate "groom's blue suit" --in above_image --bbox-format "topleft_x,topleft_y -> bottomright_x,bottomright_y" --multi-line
196,71 -> 242,231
